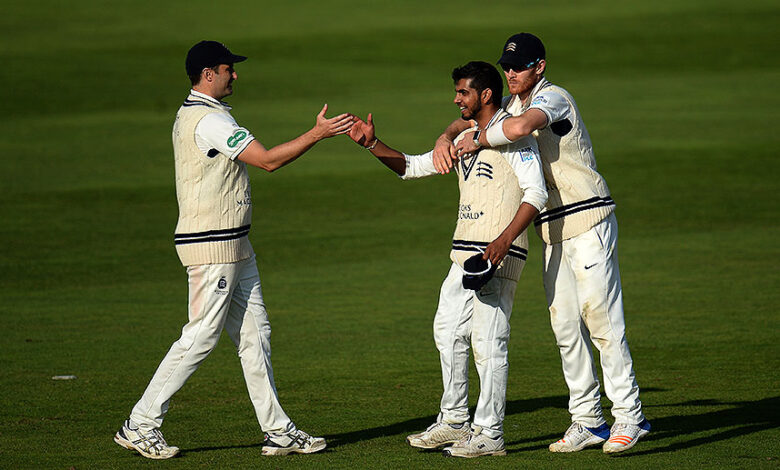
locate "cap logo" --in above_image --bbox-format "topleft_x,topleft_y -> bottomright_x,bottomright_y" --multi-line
505,42 -> 517,52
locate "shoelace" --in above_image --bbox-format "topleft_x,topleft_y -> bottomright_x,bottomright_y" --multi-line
133,429 -> 167,452
611,423 -> 630,435
289,430 -> 313,447
150,429 -> 168,444
557,423 -> 584,443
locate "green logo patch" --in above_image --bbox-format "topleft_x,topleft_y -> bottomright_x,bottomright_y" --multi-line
227,130 -> 248,148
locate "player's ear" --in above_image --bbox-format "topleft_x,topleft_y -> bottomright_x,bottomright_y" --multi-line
481,88 -> 492,105
536,60 -> 547,76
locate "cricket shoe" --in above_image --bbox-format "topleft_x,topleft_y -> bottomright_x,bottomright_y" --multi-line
113,419 -> 179,460
549,422 -> 610,452
261,428 -> 326,455
442,426 -> 506,458
407,421 -> 470,449
603,419 -> 651,453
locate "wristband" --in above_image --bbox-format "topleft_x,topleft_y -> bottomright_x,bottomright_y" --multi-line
485,123 -> 513,147
365,138 -> 378,150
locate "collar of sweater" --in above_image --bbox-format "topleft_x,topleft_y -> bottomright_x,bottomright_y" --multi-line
188,89 -> 232,111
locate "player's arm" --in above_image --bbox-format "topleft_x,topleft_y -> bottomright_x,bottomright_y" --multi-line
347,114 -> 439,179
456,109 -> 548,155
483,203 -> 540,266
482,140 -> 548,266
432,118 -> 472,174
346,113 -> 405,175
495,109 -> 548,142
237,104 -> 353,172
365,140 -> 407,176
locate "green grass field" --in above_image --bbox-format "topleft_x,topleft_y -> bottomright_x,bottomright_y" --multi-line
1,1 -> 778,468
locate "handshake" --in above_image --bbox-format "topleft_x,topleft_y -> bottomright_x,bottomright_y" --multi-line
318,107 -> 459,176
311,106 -> 376,150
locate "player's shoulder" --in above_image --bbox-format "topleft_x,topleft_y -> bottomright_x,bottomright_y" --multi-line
199,109 -> 237,127
453,123 -> 479,145
534,81 -> 575,104
504,134 -> 538,154
501,139 -> 540,168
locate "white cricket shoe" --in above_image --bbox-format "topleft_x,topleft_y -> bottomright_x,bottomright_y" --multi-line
549,422 -> 610,452
261,428 -> 326,455
442,426 -> 506,458
407,421 -> 470,449
113,419 -> 179,459
603,419 -> 651,453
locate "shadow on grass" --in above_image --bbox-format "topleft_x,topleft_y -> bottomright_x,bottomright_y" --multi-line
325,394 -> 570,449
184,389 -> 778,457
611,395 -> 780,457
184,442 -> 260,455
324,388 -> 668,450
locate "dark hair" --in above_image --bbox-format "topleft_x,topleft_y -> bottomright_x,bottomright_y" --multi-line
188,65 -> 219,86
451,61 -> 503,107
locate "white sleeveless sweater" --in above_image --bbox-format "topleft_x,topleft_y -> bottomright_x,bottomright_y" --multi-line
450,129 -> 528,281
172,97 -> 254,266
506,81 -> 615,244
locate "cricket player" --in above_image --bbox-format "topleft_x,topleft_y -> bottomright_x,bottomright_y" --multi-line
113,40 -> 353,459
348,61 -> 547,458
435,33 -> 650,453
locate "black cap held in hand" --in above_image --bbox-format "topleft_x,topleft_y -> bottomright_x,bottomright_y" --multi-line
462,253 -> 498,291
185,41 -> 247,76
497,33 -> 545,70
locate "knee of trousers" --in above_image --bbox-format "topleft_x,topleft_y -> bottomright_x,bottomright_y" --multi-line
434,321 -> 470,351
472,336 -> 509,367
433,312 -> 470,353
550,317 -> 587,349
175,322 -> 223,352
236,325 -> 272,358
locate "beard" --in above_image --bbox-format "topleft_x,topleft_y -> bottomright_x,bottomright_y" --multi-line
508,75 -> 537,97
460,101 -> 481,121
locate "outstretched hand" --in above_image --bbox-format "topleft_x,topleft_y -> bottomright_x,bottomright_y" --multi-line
347,113 -> 376,147
312,104 -> 354,140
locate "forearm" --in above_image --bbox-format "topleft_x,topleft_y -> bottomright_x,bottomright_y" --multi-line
367,138 -> 406,176
503,117 -> 538,141
238,129 -> 320,172
483,201 -> 540,265
440,118 -> 471,142
262,128 -> 322,171
483,109 -> 548,148
495,203 -> 539,244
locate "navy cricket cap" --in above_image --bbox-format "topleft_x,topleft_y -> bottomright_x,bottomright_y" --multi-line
185,40 -> 247,76
497,33 -> 545,69
462,253 -> 498,291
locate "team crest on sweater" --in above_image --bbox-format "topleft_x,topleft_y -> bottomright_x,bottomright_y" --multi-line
476,162 -> 493,179
460,153 -> 479,181
460,154 -> 495,181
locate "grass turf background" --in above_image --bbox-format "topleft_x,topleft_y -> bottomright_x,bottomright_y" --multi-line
0,0 -> 778,468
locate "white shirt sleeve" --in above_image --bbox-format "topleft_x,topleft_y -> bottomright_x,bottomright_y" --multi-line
195,112 -> 256,160
528,90 -> 571,128
502,136 -> 547,211
400,150 -> 439,180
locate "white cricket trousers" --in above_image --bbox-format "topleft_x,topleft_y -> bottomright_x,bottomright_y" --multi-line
434,262 -> 519,439
543,213 -> 644,427
130,254 -> 293,434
